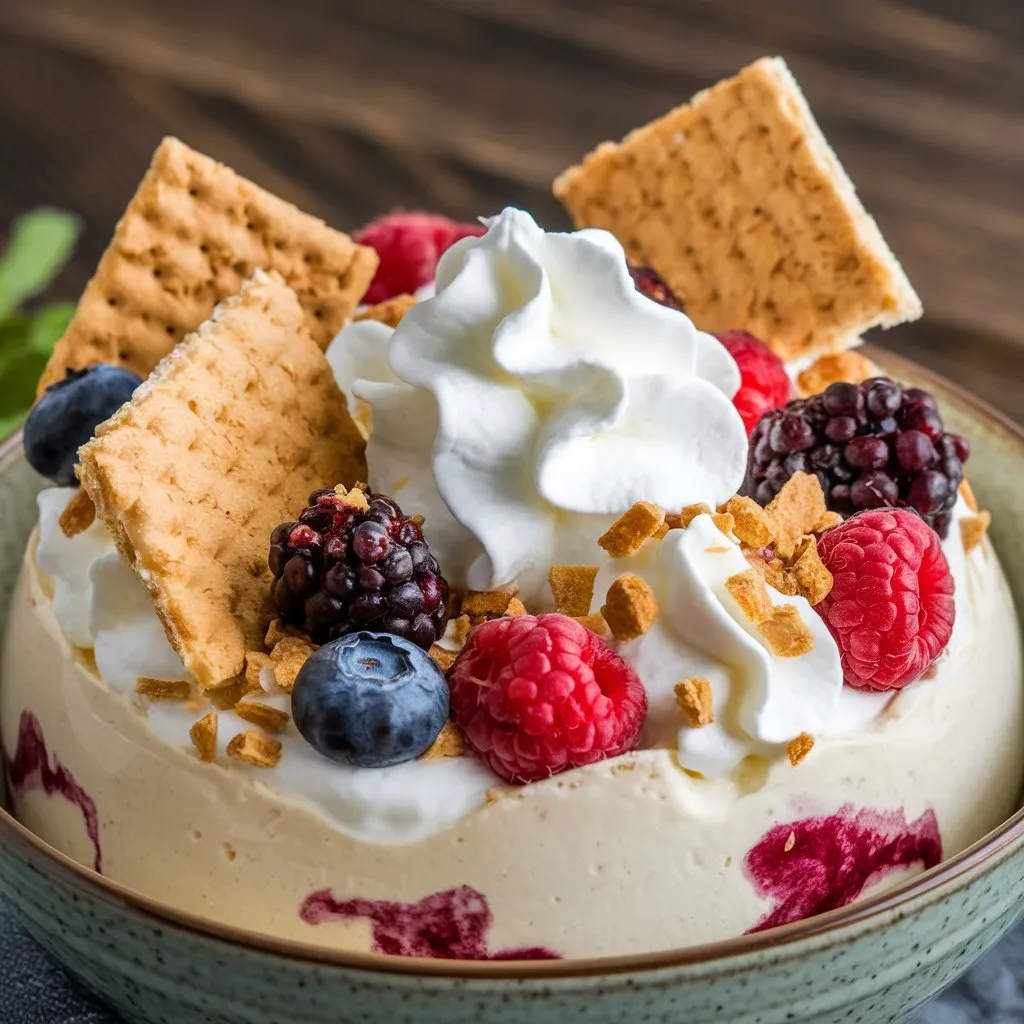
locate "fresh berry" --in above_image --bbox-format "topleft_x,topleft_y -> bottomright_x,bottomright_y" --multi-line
448,614 -> 647,784
629,265 -> 685,311
743,378 -> 970,538
354,212 -> 485,304
292,632 -> 448,767
24,365 -> 141,486
814,509 -> 955,692
269,489 -> 449,650
716,330 -> 793,435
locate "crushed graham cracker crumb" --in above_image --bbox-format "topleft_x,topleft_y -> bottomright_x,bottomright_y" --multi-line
234,700 -> 290,733
796,350 -> 876,397
679,503 -> 712,528
720,496 -> 774,548
725,569 -> 774,625
601,574 -> 659,641
706,545 -> 732,554
135,678 -> 191,701
548,565 -> 599,617
207,678 -> 247,710
335,484 -> 369,511
461,590 -> 515,622
787,732 -> 815,766
447,614 -> 472,646
675,677 -> 714,727
762,558 -> 799,597
243,651 -> 271,694
265,619 -> 302,649
664,512 -> 685,531
59,489 -> 96,538
811,510 -> 844,535
712,511 -> 736,536
572,611 -> 610,638
227,730 -> 282,768
765,473 -> 827,560
758,605 -> 815,658
270,636 -> 316,693
654,522 -> 670,539
504,597 -> 528,617
961,511 -> 991,555
189,712 -> 218,762
598,501 -> 666,557
353,293 -> 417,329
790,537 -> 833,605
960,477 -> 979,513
429,644 -> 459,673
420,721 -> 468,761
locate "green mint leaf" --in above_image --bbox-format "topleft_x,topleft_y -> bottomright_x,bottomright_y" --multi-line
0,209 -> 80,320
27,301 -> 75,354
0,345 -> 49,441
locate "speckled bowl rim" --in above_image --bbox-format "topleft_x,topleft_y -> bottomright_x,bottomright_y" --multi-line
1,346 -> 1022,981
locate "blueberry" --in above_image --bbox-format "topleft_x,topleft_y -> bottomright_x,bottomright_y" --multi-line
24,365 -> 141,485
292,631 -> 449,767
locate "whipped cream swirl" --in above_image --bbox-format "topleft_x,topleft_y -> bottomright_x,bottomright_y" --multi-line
329,208 -> 747,604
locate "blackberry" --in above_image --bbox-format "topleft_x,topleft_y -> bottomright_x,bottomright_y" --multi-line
742,378 -> 970,538
629,265 -> 684,311
269,489 -> 449,650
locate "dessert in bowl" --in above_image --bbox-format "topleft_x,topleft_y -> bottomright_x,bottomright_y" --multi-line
1,54 -> 1022,1009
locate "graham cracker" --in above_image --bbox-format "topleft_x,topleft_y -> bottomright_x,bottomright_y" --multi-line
78,271 -> 366,689
39,137 -> 377,392
553,57 -> 921,360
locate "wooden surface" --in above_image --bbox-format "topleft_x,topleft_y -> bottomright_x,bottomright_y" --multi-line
0,0 -> 1022,418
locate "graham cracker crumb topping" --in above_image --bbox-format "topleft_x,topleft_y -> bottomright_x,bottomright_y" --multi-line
354,293 -> 417,329
675,677 -> 714,727
787,732 -> 815,766
720,496 -> 774,548
796,350 -> 877,397
504,597 -> 528,617
725,569 -> 774,625
601,574 -> 659,641
227,729 -> 282,769
572,611 -> 610,638
711,511 -> 735,536
758,605 -> 815,658
270,636 -> 316,693
812,511 -> 844,535
189,711 -> 218,762
135,678 -> 191,701
429,644 -> 459,674
548,565 -> 599,617
765,472 -> 827,560
790,536 -> 834,605
961,510 -> 991,555
234,700 -> 290,733
679,503 -> 712,528
960,478 -> 979,513
461,589 -> 517,623
420,721 -> 469,761
243,651 -> 271,694
598,501 -> 666,557
59,489 -> 96,538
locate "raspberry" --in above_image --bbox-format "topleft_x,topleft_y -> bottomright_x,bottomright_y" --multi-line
269,489 -> 449,650
743,378 -> 970,538
354,212 -> 485,304
629,265 -> 685,311
448,614 -> 647,783
716,331 -> 793,436
814,509 -> 955,691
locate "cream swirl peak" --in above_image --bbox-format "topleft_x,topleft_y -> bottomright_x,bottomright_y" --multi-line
328,208 -> 748,604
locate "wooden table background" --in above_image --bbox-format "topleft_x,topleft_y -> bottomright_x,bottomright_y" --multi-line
0,0 -> 1022,417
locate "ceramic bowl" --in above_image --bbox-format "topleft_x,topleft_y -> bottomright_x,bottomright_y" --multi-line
2,349 -> 1023,1024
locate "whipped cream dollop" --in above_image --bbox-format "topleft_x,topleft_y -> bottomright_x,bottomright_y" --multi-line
328,207 -> 748,605
591,499 -> 979,777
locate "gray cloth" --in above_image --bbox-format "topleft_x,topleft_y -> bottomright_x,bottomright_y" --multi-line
0,900 -> 1017,1023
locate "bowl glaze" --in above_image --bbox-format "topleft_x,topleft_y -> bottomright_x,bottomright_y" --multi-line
1,349 -> 1023,1024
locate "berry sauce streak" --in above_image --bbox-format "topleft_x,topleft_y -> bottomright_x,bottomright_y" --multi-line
300,884 -> 560,960
744,805 -> 941,932
4,710 -> 102,873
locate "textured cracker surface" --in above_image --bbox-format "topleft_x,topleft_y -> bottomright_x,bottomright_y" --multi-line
40,137 -> 378,391
553,57 -> 922,360
78,271 -> 366,688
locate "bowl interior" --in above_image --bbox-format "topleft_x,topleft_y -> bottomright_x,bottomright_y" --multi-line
2,346 -> 1024,979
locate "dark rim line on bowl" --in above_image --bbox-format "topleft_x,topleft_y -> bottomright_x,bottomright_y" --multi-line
1,346 -> 1022,981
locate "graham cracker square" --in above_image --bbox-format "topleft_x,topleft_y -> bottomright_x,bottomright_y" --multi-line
553,57 -> 921,360
78,271 -> 366,689
39,137 -> 378,392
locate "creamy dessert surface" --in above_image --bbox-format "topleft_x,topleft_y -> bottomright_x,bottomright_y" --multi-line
3,508 -> 1020,957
